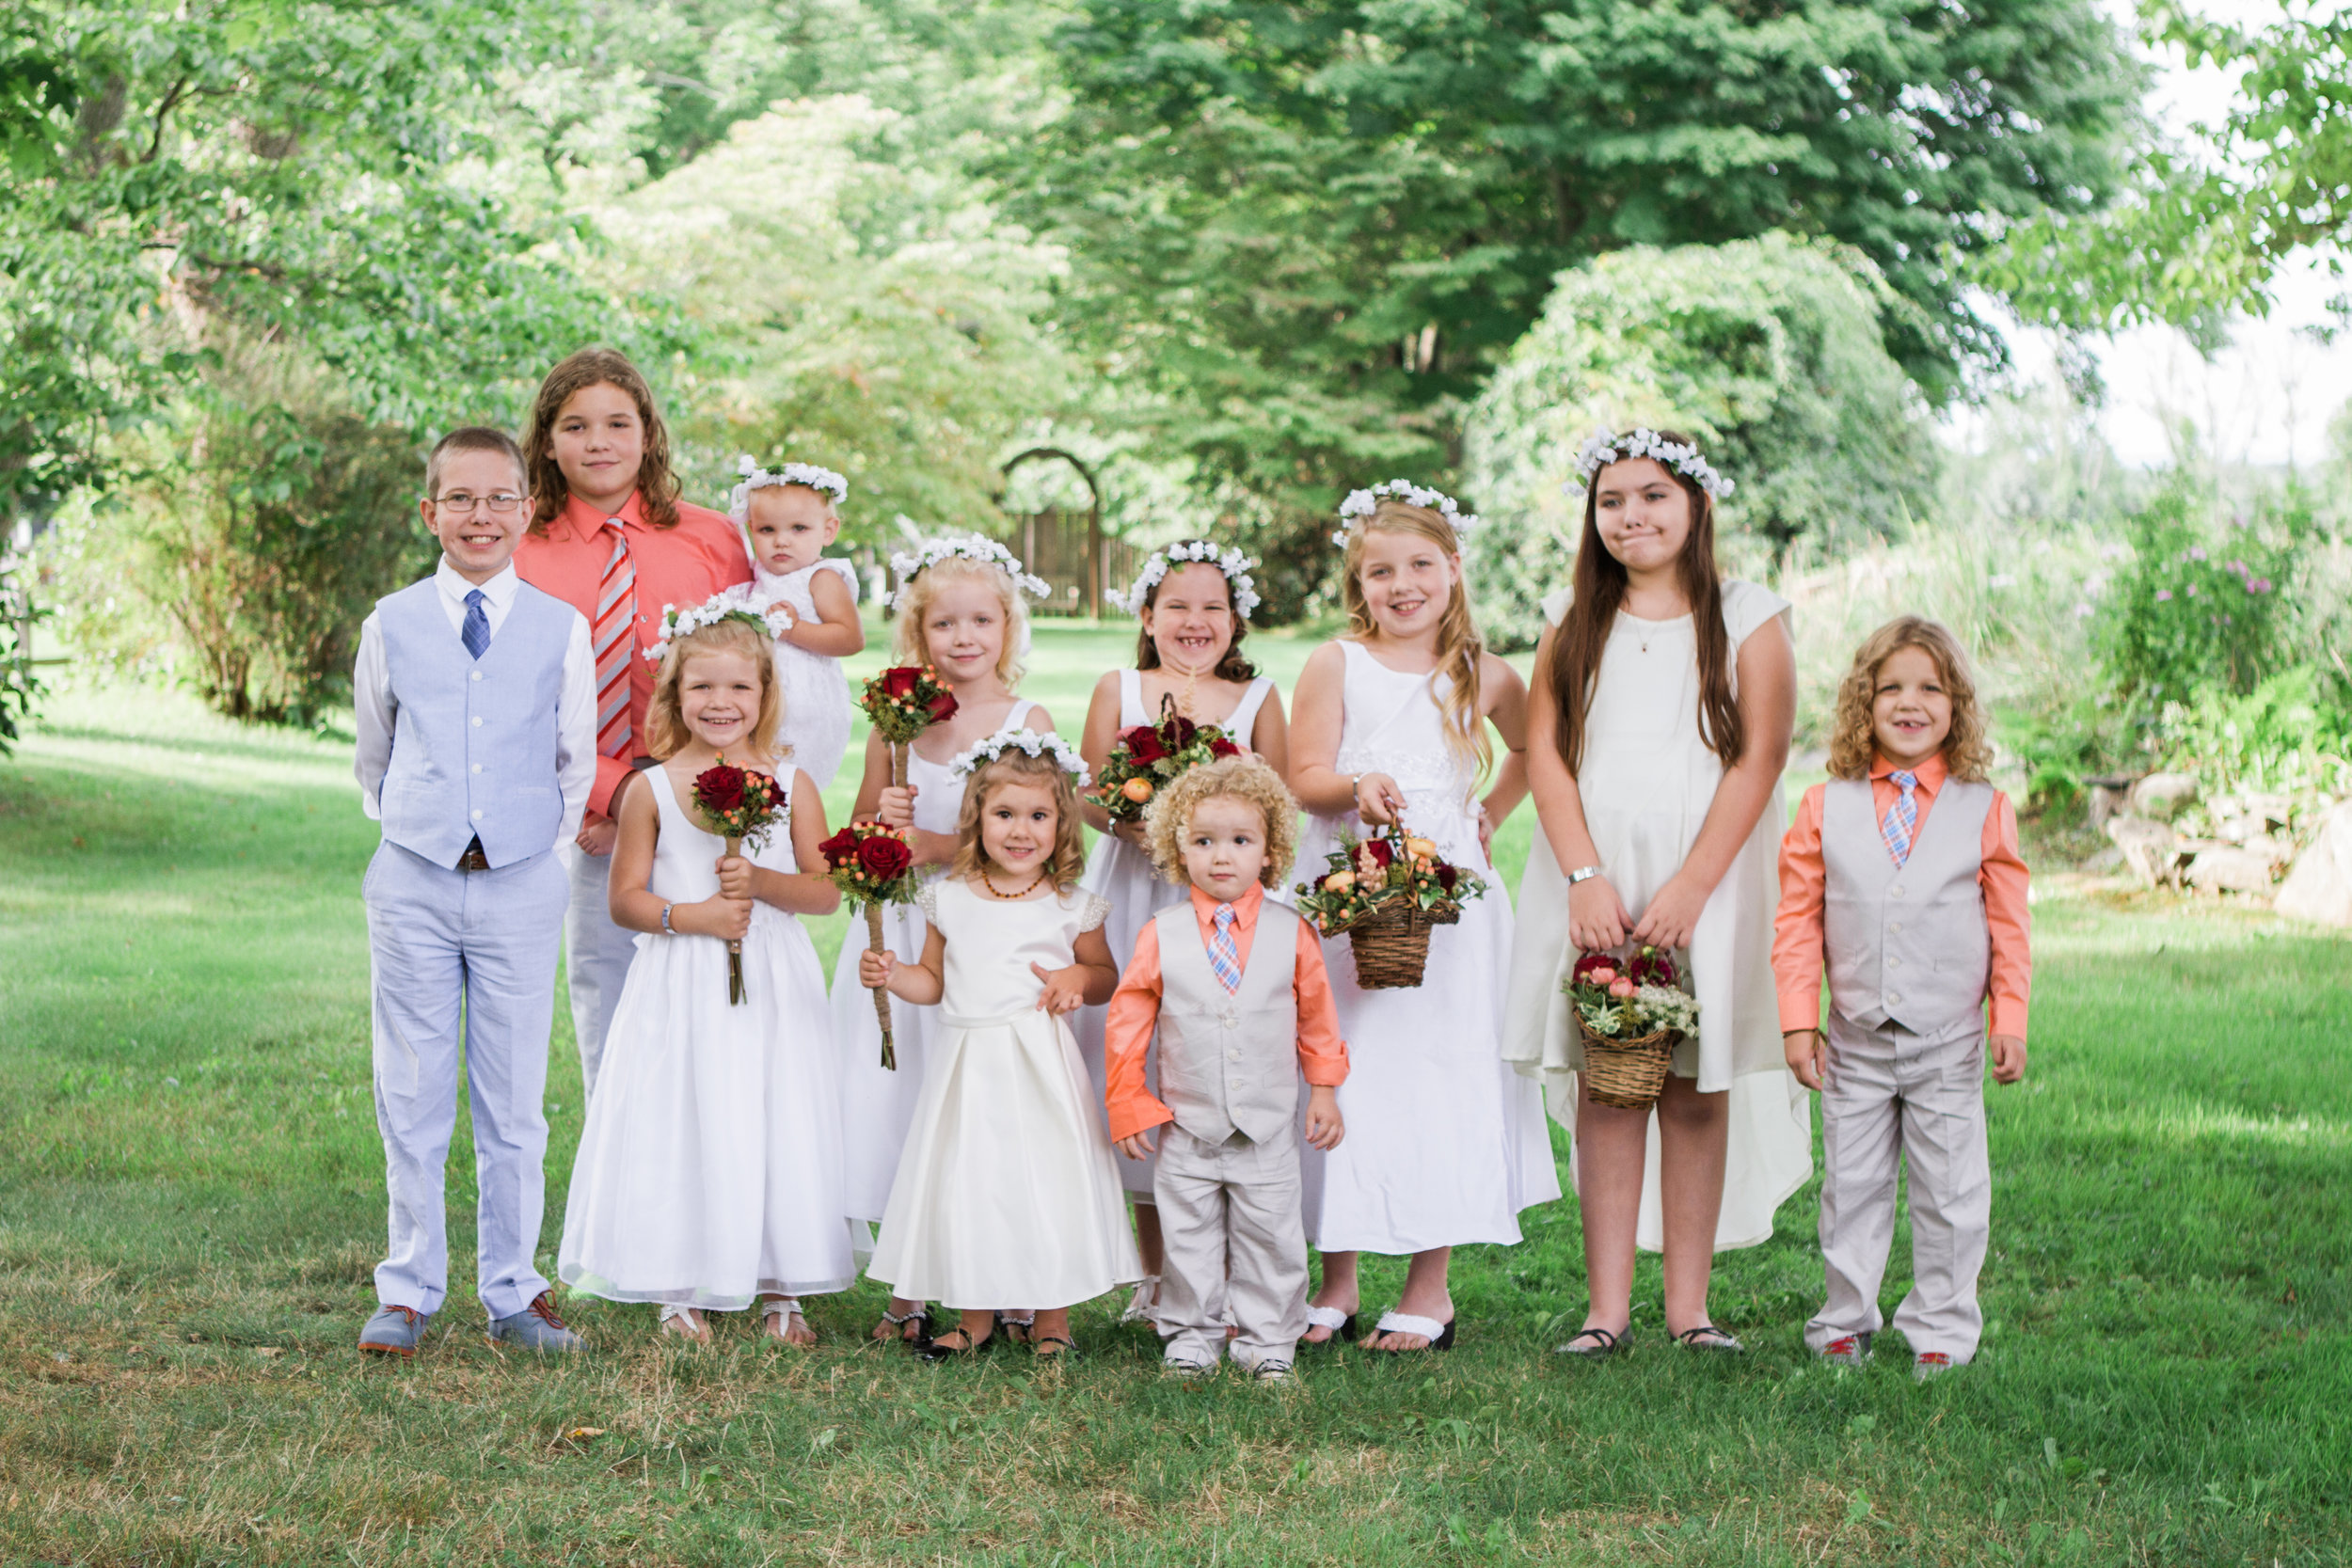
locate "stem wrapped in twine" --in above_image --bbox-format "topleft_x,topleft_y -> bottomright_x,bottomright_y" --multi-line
864,901 -> 896,1070
722,835 -> 748,1006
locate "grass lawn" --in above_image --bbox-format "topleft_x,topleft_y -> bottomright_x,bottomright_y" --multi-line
1,623 -> 2346,1564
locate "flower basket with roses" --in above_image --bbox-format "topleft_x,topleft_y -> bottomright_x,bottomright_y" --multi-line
817,821 -> 921,1069
1290,824 -> 1486,989
1561,946 -> 1701,1110
692,759 -> 788,1006
1091,700 -> 1242,824
859,665 -> 959,787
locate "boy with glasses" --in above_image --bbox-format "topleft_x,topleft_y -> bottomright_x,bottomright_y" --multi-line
350,426 -> 596,1356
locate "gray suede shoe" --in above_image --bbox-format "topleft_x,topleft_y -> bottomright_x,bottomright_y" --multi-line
485,1292 -> 585,1354
358,1304 -> 430,1357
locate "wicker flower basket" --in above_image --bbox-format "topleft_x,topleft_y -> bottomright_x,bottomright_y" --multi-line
1337,900 -> 1459,990
1576,1019 -> 1679,1111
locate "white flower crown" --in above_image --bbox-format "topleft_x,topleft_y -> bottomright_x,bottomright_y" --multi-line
1332,479 -> 1481,548
728,455 -> 848,522
1569,427 -> 1736,499
643,584 -> 794,664
887,532 -> 1051,610
1105,540 -> 1263,621
947,728 -> 1092,787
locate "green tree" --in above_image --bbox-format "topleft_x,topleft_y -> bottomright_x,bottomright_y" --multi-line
1464,234 -> 1936,648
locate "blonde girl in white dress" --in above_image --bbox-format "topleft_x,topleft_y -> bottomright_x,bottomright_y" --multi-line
558,606 -> 852,1345
731,458 -> 864,789
825,536 -> 1055,1346
1073,541 -> 1288,1317
1502,428 -> 1812,1360
861,735 -> 1141,1361
1286,483 -> 1563,1353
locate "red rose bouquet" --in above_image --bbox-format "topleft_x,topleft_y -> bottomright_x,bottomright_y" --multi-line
859,665 -> 959,787
817,821 -> 922,1069
1090,705 -> 1241,823
693,758 -> 787,1006
1289,823 -> 1486,988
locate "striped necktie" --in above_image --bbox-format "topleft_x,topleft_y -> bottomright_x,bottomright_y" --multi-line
592,517 -> 636,760
1208,903 -> 1243,994
461,588 -> 490,660
1879,769 -> 1920,867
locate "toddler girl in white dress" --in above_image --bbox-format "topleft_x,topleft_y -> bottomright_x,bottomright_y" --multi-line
558,601 -> 853,1345
861,733 -> 1141,1360
732,458 -> 864,788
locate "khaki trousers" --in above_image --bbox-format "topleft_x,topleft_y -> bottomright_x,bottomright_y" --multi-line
1804,1013 -> 1993,1362
1153,1123 -> 1309,1368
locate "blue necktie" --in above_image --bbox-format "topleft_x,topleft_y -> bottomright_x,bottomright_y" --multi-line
462,588 -> 490,660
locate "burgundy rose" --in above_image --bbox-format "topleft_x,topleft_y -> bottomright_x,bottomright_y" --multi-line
1208,736 -> 1242,759
856,834 -> 914,881
1361,837 -> 1394,867
1629,945 -> 1677,987
694,764 -> 748,815
818,826 -> 861,867
1435,863 -> 1458,892
1122,724 -> 1168,764
1572,951 -> 1617,981
926,688 -> 960,722
879,665 -> 922,699
1163,715 -> 1200,751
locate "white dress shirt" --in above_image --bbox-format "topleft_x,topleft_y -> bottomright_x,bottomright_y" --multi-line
353,558 -> 597,846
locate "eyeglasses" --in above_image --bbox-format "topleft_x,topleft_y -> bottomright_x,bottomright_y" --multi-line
434,492 -> 524,515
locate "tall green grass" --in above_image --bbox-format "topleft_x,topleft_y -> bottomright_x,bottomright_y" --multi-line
1,639 -> 2345,1564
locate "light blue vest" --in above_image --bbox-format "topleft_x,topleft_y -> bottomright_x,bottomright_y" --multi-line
376,577 -> 572,869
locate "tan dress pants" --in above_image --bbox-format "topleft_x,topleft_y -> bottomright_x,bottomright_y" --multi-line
1804,1014 -> 1992,1362
1153,1122 -> 1309,1368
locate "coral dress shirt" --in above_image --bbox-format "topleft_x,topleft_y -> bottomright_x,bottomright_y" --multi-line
1102,883 -> 1351,1144
512,490 -> 752,817
1773,752 -> 2033,1041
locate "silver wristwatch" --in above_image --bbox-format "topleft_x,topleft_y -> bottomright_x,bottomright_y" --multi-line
1565,864 -> 1603,886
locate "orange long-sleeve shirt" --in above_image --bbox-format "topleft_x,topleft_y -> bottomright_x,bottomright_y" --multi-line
1103,883 -> 1350,1143
513,491 -> 753,817
1773,753 -> 2032,1041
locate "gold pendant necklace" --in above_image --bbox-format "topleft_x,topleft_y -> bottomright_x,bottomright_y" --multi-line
982,867 -> 1050,900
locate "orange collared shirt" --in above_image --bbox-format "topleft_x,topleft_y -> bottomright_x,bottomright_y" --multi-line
513,490 -> 754,816
1773,752 -> 2033,1040
1103,882 -> 1350,1144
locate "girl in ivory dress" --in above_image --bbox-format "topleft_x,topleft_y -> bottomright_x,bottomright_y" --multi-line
1285,483 -> 1561,1353
861,736 -> 1140,1360
826,536 -> 1055,1346
558,604 -> 852,1344
1500,428 -> 1811,1360
732,458 -> 864,789
1074,541 -> 1288,1319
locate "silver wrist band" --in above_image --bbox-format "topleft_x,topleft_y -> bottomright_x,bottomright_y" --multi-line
1565,864 -> 1603,885
660,902 -> 675,933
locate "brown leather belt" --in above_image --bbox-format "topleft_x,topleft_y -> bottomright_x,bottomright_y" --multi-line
456,838 -> 491,873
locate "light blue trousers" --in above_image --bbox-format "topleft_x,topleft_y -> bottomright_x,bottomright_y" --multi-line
366,841 -> 567,1319
558,840 -> 640,1101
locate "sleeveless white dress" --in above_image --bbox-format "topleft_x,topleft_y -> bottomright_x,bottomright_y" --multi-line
558,766 -> 854,1308
751,559 -> 859,791
866,881 -> 1144,1309
1500,580 -> 1812,1250
1072,668 -> 1276,1197
1294,641 -> 1563,1254
830,701 -> 1040,1225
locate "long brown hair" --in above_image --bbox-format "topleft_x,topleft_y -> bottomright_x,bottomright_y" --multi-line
949,751 -> 1089,890
525,347 -> 681,535
1828,616 -> 1993,783
1546,434 -> 1741,775
1133,546 -> 1257,681
1341,500 -> 1490,788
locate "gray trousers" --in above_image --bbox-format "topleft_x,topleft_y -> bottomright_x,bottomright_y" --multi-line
1804,1013 -> 1993,1362
366,842 -> 567,1319
558,840 -> 639,1101
1153,1122 -> 1309,1367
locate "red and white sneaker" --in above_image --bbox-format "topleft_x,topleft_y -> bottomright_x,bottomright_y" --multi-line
1815,1332 -> 1873,1366
1913,1350 -> 1956,1381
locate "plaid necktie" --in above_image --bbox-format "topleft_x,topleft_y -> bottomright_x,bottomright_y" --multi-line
1880,769 -> 1920,867
1208,903 -> 1243,994
461,588 -> 490,660
592,518 -> 636,759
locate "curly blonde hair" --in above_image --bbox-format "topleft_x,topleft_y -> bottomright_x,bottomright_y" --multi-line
1141,756 -> 1300,889
1827,616 -> 1992,783
892,555 -> 1030,689
949,750 -> 1089,889
645,616 -> 785,763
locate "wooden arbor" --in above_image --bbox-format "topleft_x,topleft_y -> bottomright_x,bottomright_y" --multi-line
997,447 -> 1130,619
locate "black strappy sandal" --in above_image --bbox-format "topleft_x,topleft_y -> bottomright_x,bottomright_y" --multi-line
1030,1335 -> 1076,1361
918,1323 -> 993,1362
998,1312 -> 1036,1347
1553,1325 -> 1629,1359
1674,1324 -> 1746,1354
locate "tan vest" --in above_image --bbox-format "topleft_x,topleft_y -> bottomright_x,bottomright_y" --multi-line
1152,898 -> 1302,1145
1822,777 -> 1993,1036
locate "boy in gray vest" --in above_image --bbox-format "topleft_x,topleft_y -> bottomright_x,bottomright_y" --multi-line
351,427 -> 597,1357
1773,617 -> 2030,1378
1104,757 -> 1349,1381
